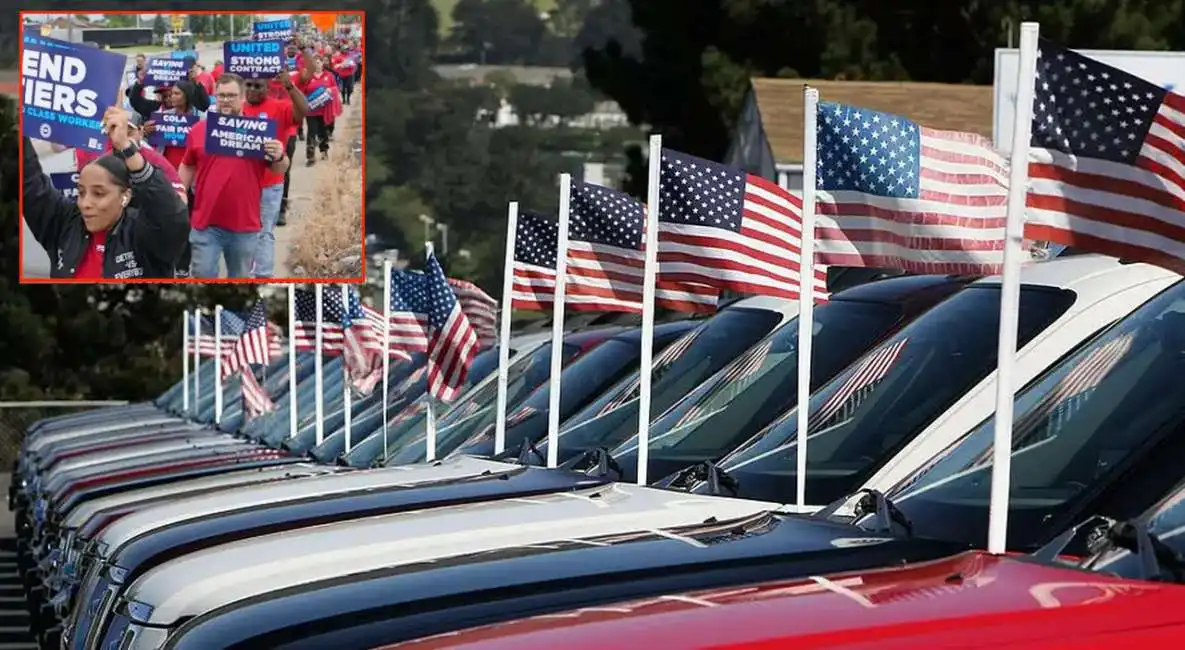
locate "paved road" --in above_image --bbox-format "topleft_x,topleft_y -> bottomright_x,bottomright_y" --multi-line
16,41 -> 363,280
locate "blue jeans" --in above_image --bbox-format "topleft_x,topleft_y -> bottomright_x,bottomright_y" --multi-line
189,226 -> 258,278
254,184 -> 284,277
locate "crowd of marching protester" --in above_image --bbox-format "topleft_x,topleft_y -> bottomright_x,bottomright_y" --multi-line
21,30 -> 363,280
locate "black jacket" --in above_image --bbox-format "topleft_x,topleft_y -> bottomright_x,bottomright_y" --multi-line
127,80 -> 210,120
22,137 -> 191,279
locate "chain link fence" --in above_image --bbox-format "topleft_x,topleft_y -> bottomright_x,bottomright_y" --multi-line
0,402 -> 129,468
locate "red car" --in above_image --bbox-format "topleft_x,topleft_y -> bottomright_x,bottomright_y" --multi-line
381,550 -> 1185,649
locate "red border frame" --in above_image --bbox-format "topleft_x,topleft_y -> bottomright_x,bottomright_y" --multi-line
15,10 -> 368,285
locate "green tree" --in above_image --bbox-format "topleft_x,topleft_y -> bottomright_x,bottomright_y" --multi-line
152,15 -> 169,39
449,0 -> 548,64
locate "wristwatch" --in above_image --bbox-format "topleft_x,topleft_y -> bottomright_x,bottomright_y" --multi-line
112,141 -> 140,161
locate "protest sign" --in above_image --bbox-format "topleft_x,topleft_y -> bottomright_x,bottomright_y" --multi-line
306,86 -> 333,111
253,19 -> 293,42
144,56 -> 192,86
224,40 -> 284,79
171,50 -> 198,61
146,111 -> 201,149
205,113 -> 277,159
21,35 -> 127,151
50,172 -> 80,201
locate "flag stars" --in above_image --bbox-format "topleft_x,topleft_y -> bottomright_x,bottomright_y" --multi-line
815,102 -> 921,198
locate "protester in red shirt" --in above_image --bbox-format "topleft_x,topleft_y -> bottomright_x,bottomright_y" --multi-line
179,73 -> 290,278
212,60 -> 224,79
293,55 -> 337,166
332,47 -> 357,105
242,66 -> 309,277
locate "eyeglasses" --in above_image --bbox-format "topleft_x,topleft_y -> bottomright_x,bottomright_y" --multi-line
216,92 -> 241,100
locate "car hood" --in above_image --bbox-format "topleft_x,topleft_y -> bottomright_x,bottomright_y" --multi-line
40,427 -> 208,466
45,435 -> 243,477
98,456 -> 526,553
125,484 -> 780,626
46,442 -> 257,493
385,551 -> 1185,650
26,416 -> 187,453
64,463 -> 343,530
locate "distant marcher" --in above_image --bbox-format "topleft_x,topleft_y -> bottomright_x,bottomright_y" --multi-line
332,47 -> 356,105
22,108 -> 190,279
243,67 -> 309,277
141,81 -> 207,171
294,54 -> 335,165
179,74 -> 290,278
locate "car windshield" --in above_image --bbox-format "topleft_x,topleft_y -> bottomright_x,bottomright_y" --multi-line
888,280 -> 1185,551
708,285 -> 1076,505
555,308 -> 783,443
341,343 -> 583,467
607,299 -> 903,462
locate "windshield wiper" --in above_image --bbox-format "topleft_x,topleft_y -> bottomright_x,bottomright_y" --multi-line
663,461 -> 739,497
815,489 -> 913,537
576,448 -> 624,480
515,438 -> 545,466
1102,519 -> 1185,582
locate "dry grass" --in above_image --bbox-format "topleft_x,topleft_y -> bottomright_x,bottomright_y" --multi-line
287,120 -> 364,278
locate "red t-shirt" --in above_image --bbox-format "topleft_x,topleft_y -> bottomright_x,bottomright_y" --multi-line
195,71 -> 215,95
295,71 -> 335,117
212,64 -> 224,79
181,120 -> 270,233
74,230 -> 108,279
75,144 -> 186,195
242,97 -> 297,186
333,53 -> 356,78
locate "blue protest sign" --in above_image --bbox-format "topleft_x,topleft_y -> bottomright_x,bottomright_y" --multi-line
253,20 -> 293,42
49,172 -> 80,201
21,35 -> 127,151
224,40 -> 284,79
147,111 -> 201,149
144,56 -> 191,86
205,113 -> 277,159
306,86 -> 332,111
170,50 -> 198,61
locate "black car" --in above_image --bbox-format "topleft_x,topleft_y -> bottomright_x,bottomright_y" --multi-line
123,276 -> 1185,650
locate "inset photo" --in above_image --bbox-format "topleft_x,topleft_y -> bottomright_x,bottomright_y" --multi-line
17,11 -> 365,282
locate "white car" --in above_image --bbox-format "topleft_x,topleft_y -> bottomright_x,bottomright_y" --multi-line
90,255 -> 1181,645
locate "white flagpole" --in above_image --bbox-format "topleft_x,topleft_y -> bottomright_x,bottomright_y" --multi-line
635,136 -> 662,485
288,285 -> 298,439
495,202 -> 519,455
382,260 -> 393,459
314,284 -> 325,445
987,21 -> 1041,555
182,309 -> 190,415
193,310 -> 202,419
425,242 -> 438,461
794,86 -> 821,509
546,174 -> 573,468
214,305 -> 224,425
342,285 -> 353,451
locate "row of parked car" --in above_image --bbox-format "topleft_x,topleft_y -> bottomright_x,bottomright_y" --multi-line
14,252 -> 1185,649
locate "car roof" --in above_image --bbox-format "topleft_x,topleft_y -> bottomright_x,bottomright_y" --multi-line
607,320 -> 699,344
830,273 -> 977,302
977,254 -> 1177,293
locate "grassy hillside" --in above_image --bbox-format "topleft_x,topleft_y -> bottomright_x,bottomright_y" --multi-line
433,0 -> 557,37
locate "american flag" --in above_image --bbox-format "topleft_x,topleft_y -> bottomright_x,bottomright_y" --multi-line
222,302 -> 272,379
323,287 -> 385,393
1026,41 -> 1185,273
189,312 -> 240,357
597,328 -> 704,416
814,102 -> 1010,275
658,149 -> 829,302
382,270 -> 432,354
809,338 -> 908,431
566,182 -> 719,313
421,254 -> 481,401
447,278 -> 498,347
505,405 -> 539,428
511,210 -> 559,310
293,288 -> 345,353
240,368 -> 276,421
359,303 -> 415,362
